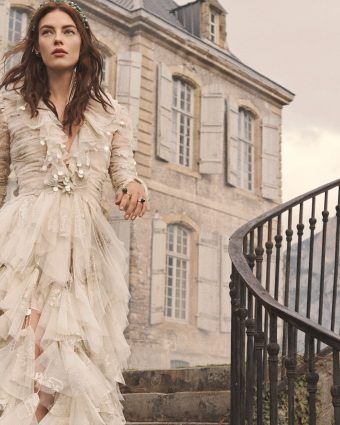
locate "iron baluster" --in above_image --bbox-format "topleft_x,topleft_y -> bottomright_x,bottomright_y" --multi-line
317,191 -> 329,353
306,335 -> 318,425
331,186 -> 340,332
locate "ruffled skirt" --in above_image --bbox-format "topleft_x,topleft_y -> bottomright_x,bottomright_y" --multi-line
0,190 -> 131,424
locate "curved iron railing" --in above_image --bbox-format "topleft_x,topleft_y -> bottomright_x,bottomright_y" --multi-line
228,179 -> 340,425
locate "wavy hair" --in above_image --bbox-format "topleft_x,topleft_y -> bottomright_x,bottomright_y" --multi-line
0,1 -> 112,135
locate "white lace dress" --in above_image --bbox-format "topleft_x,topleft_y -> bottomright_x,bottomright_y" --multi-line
0,87 -> 149,424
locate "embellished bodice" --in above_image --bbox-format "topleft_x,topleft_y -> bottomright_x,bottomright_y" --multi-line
0,88 -> 149,206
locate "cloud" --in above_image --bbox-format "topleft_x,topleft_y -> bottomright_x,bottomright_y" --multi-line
282,129 -> 339,202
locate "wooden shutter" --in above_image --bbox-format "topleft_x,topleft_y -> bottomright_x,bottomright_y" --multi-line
220,234 -> 231,333
262,115 -> 281,201
150,217 -> 167,324
199,85 -> 225,174
156,63 -> 176,162
116,51 -> 142,151
197,231 -> 220,331
226,97 -> 240,187
0,3 -> 10,49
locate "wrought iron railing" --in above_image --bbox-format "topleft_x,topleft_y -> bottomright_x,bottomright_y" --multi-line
228,179 -> 340,424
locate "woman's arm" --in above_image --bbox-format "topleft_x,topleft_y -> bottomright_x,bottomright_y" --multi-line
108,102 -> 149,219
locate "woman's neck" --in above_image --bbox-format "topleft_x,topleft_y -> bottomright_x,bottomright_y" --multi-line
47,69 -> 74,104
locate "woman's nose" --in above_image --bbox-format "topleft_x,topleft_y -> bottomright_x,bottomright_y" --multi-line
53,33 -> 64,43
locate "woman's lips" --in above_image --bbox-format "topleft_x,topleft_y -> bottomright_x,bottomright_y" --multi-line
52,51 -> 67,56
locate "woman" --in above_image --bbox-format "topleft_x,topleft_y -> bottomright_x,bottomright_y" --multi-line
0,0 -> 149,423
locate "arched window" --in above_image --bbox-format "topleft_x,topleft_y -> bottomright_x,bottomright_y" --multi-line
165,224 -> 190,320
238,107 -> 255,191
172,78 -> 194,167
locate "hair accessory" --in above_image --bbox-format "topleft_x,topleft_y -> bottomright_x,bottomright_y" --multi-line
32,0 -> 89,30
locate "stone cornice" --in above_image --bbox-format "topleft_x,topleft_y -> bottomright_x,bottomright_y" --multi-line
80,0 -> 294,107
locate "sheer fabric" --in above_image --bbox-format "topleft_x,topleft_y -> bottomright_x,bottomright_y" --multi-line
0,87 -> 148,424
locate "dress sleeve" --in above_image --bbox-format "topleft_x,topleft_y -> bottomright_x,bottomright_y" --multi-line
108,101 -> 150,202
0,94 -> 11,208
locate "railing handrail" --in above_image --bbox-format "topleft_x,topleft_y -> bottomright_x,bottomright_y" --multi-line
228,178 -> 340,350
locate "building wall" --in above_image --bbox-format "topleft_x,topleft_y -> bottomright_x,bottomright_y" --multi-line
0,0 -> 292,369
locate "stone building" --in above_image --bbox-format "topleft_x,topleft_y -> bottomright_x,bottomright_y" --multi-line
0,0 -> 294,369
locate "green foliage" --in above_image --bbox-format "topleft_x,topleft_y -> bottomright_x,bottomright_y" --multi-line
253,361 -> 321,424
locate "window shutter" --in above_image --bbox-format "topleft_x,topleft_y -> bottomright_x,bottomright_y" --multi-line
226,97 -> 240,186
116,51 -> 142,151
150,217 -> 167,324
199,85 -> 225,174
197,231 -> 220,331
1,3 -> 10,48
220,234 -> 231,333
156,63 -> 176,162
262,116 -> 281,201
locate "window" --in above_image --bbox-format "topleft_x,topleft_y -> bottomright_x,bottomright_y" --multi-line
6,8 -> 29,69
165,224 -> 190,321
238,108 -> 255,191
209,10 -> 219,43
171,359 -> 190,368
8,8 -> 28,44
172,78 -> 194,167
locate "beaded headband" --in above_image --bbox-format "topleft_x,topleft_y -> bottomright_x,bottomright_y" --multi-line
32,0 -> 89,30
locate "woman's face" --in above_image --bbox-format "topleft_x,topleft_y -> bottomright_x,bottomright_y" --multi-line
37,9 -> 81,72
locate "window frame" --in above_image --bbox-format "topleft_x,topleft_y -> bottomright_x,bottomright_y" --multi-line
165,223 -> 190,322
209,8 -> 219,44
8,7 -> 28,45
6,7 -> 30,70
238,107 -> 255,192
172,77 -> 195,169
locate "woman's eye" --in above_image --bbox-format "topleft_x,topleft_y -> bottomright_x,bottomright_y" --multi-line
65,29 -> 75,34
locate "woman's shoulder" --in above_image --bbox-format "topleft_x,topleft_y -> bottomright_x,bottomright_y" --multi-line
85,91 -> 133,136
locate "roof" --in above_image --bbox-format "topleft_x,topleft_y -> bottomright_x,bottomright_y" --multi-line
113,0 -> 186,30
107,0 -> 294,102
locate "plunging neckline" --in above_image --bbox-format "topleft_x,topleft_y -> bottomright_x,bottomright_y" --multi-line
53,116 -> 84,169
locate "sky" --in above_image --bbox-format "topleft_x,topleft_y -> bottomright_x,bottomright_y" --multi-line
178,0 -> 340,201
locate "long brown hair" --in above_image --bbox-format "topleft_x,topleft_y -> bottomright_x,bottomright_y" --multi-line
0,1 -> 112,135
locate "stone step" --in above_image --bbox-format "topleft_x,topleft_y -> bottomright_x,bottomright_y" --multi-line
127,423 -> 229,425
121,365 -> 230,394
121,390 -> 230,423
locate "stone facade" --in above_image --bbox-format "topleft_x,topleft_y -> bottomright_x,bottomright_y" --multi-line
0,0 -> 294,369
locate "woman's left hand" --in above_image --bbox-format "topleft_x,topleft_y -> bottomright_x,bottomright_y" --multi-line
115,181 -> 148,220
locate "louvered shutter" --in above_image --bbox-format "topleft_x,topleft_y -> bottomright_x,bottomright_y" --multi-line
262,116 -> 281,201
199,85 -> 225,174
226,97 -> 240,187
220,234 -> 231,333
197,231 -> 220,331
156,63 -> 176,162
150,217 -> 167,324
116,51 -> 142,151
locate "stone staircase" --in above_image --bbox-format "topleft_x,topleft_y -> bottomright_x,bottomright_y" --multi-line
120,365 -> 230,425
